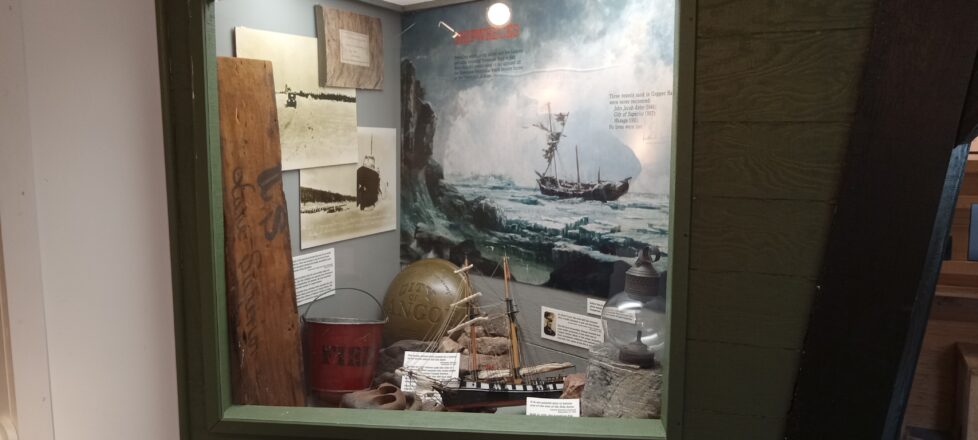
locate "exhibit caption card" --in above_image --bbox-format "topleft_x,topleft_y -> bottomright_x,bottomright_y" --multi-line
540,306 -> 604,349
400,351 -> 460,392
586,298 -> 637,324
526,397 -> 581,417
292,248 -> 336,306
338,29 -> 371,67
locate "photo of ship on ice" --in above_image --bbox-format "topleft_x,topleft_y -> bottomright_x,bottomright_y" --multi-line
399,0 -> 674,296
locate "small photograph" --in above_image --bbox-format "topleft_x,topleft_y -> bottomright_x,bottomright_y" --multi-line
543,311 -> 557,337
300,127 -> 396,248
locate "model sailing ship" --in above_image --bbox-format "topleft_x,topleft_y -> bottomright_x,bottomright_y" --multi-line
533,104 -> 631,202
398,257 -> 574,410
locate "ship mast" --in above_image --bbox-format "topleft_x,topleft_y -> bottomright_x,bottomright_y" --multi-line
502,256 -> 522,384
533,104 -> 570,182
463,258 -> 478,377
548,104 -> 557,181
575,145 -> 580,186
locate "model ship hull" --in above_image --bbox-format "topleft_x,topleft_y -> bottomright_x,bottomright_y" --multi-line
536,175 -> 630,202
441,380 -> 565,410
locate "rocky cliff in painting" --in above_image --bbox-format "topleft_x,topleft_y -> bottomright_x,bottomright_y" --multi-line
401,60 -> 510,276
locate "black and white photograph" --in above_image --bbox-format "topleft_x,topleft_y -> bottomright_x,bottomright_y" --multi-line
235,27 -> 359,171
300,127 -> 397,248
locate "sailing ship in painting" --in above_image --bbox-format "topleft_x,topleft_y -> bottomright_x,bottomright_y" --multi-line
398,257 -> 574,410
534,104 -> 631,202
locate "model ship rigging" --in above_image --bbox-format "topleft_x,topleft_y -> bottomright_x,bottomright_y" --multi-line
398,257 -> 574,410
533,104 -> 631,202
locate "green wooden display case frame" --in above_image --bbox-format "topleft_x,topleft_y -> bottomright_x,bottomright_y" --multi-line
156,0 -> 695,438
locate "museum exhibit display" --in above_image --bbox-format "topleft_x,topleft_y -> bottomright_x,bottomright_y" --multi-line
155,0 -> 978,434
218,0 -> 672,419
160,0 -> 684,438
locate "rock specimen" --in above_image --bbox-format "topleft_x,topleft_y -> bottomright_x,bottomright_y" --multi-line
581,343 -> 661,418
406,390 -> 445,412
457,335 -> 510,356
459,353 -> 512,374
437,336 -> 463,353
560,373 -> 586,399
373,339 -> 432,386
374,302 -> 523,391
463,326 -> 487,338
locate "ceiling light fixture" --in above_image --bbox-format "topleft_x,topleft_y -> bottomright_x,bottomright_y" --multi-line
486,2 -> 512,28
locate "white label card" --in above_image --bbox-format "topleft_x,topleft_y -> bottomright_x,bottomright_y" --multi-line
292,248 -> 335,306
526,398 -> 580,417
541,306 -> 604,349
339,29 -> 371,68
586,298 -> 637,324
400,351 -> 460,392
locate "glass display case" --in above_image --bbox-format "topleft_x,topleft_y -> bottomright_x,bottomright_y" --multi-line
157,0 -> 693,438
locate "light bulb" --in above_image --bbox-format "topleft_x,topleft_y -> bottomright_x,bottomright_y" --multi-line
486,2 -> 512,28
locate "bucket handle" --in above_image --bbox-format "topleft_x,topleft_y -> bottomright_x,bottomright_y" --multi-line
301,287 -> 387,323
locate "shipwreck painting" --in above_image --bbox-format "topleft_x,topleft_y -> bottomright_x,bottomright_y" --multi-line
399,0 -> 675,296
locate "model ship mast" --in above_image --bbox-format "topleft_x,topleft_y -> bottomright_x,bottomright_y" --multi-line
464,258 -> 478,377
502,256 -> 522,384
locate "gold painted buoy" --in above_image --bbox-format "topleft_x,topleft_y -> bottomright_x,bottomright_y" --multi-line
382,259 -> 470,345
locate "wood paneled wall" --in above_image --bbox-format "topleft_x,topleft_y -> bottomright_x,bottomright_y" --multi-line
684,1 -> 876,437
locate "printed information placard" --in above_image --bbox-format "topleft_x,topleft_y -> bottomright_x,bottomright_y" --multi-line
292,248 -> 335,306
339,29 -> 371,67
526,397 -> 580,417
586,298 -> 637,324
400,351 -> 460,392
541,306 -> 604,349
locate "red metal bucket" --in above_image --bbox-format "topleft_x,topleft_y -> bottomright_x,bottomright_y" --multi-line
302,288 -> 386,406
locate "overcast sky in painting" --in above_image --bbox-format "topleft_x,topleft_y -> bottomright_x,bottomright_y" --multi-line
401,0 -> 674,194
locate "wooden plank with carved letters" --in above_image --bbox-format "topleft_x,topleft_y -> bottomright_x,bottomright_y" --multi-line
217,56 -> 304,406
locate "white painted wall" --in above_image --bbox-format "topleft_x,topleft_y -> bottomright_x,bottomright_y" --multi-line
0,0 -> 179,438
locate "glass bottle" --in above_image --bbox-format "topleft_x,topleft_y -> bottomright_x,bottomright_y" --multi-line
600,246 -> 666,368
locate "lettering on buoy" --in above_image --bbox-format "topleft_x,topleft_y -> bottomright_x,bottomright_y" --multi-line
386,299 -> 445,324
